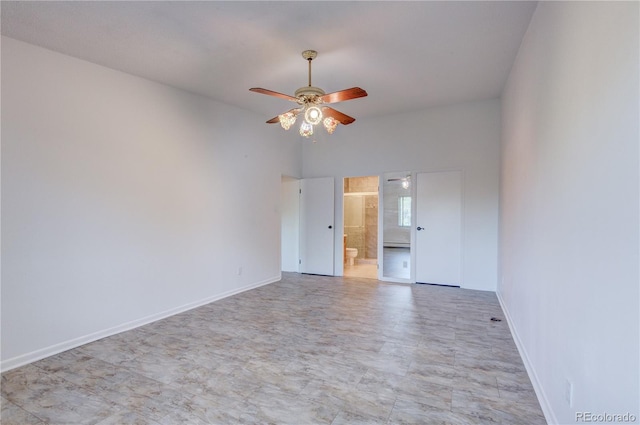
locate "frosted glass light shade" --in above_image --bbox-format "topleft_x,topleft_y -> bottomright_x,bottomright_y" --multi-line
278,112 -> 296,130
323,116 -> 338,134
304,106 -> 323,125
299,121 -> 313,138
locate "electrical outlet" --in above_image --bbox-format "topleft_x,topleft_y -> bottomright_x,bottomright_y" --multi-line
237,266 -> 242,276
565,379 -> 574,407
403,261 -> 408,268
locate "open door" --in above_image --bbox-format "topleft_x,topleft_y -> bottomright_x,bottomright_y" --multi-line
300,177 -> 335,275
415,171 -> 462,286
380,171 -> 413,283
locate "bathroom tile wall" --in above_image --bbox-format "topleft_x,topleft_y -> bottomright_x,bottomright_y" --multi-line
365,195 -> 378,259
344,177 -> 379,261
345,227 -> 365,259
344,176 -> 378,194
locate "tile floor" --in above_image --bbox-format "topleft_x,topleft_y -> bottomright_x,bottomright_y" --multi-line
343,261 -> 378,280
1,273 -> 547,424
382,247 -> 411,280
343,247 -> 411,280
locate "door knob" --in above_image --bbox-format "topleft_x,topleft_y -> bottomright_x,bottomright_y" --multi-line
328,225 -> 333,229
417,226 -> 424,231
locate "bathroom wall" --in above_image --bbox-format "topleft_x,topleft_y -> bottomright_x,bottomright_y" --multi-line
344,176 -> 378,260
383,174 -> 411,247
344,195 -> 365,259
364,195 -> 378,258
344,176 -> 378,193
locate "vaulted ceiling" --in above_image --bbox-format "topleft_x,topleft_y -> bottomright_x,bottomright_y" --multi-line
1,1 -> 537,121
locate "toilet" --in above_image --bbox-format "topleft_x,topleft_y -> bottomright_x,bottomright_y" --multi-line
345,248 -> 358,266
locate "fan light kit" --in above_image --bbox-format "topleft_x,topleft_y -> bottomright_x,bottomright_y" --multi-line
250,50 -> 368,138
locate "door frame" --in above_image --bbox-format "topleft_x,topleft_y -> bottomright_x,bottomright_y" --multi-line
341,175 -> 380,279
378,171 -> 415,284
280,176 -> 300,273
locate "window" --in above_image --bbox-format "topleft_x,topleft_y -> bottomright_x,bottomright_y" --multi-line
398,196 -> 411,227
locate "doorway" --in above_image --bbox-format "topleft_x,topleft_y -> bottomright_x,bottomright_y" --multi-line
281,176 -> 300,273
381,171 -> 413,282
343,176 -> 379,279
281,176 -> 335,276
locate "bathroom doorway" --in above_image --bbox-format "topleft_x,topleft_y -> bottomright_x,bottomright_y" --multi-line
381,171 -> 413,282
343,176 -> 379,279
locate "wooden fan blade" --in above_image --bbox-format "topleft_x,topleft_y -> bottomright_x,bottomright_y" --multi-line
320,87 -> 367,104
250,88 -> 298,102
323,107 -> 356,125
266,108 -> 301,124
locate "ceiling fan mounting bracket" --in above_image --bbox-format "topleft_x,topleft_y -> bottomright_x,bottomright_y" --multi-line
301,50 -> 317,61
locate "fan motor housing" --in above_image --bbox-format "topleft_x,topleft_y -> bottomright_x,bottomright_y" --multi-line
295,86 -> 325,99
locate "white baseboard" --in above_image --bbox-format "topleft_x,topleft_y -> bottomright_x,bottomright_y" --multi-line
1,275 -> 281,372
496,290 -> 556,425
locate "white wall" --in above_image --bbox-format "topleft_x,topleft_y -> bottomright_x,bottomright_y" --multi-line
1,37 -> 301,369
499,2 -> 639,424
303,99 -> 500,290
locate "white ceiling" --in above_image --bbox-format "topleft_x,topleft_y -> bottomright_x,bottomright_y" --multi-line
1,1 -> 537,121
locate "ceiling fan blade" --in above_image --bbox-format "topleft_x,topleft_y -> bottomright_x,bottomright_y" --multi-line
250,88 -> 298,102
322,107 -> 356,125
266,108 -> 302,124
320,87 -> 368,104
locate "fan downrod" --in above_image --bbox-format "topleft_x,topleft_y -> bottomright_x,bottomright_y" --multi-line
296,50 -> 324,92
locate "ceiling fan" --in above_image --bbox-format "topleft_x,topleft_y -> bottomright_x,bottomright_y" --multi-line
388,175 -> 411,189
249,50 -> 367,138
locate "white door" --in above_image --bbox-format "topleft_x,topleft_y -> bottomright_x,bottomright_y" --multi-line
300,177 -> 335,275
415,171 -> 462,286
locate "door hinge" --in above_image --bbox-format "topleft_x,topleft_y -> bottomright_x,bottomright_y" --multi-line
299,259 -> 302,264
299,189 -> 302,194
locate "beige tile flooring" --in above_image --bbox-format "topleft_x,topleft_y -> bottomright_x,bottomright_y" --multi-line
1,273 -> 546,424
343,248 -> 412,281
343,262 -> 378,279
